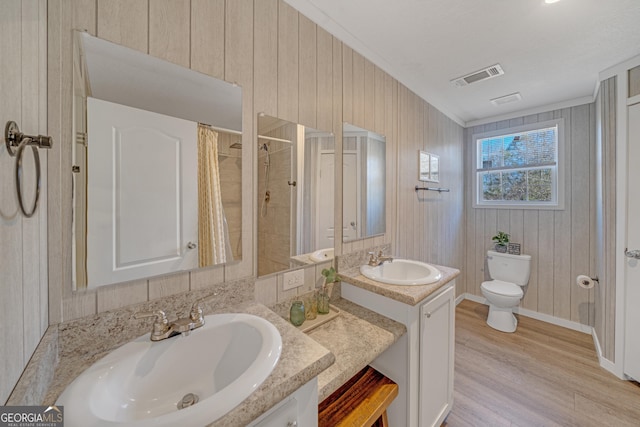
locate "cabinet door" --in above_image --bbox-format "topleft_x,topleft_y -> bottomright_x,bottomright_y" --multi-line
419,285 -> 455,427
252,397 -> 298,427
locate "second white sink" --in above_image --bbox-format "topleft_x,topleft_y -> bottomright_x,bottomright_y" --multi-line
309,248 -> 334,262
57,313 -> 282,427
360,259 -> 442,286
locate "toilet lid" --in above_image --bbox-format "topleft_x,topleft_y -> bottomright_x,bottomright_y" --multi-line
481,280 -> 523,297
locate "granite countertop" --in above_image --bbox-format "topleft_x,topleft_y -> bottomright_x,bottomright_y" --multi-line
339,263 -> 460,306
43,301 -> 334,427
306,297 -> 406,402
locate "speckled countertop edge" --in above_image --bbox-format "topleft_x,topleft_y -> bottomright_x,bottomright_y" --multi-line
307,298 -> 406,402
43,301 -> 334,427
270,296 -> 406,402
338,264 -> 461,306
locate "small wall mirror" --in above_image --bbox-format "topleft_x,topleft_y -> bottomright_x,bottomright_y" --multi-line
419,151 -> 439,182
342,123 -> 386,242
72,32 -> 243,289
257,114 -> 335,277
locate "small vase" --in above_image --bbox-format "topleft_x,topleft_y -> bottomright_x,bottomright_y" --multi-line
317,291 -> 330,314
305,292 -> 318,320
290,300 -> 305,326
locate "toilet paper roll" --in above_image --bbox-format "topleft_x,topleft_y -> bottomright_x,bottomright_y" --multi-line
576,274 -> 594,289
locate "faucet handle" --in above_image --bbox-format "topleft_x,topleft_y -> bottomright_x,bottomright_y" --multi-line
134,310 -> 169,336
190,293 -> 217,321
367,251 -> 378,266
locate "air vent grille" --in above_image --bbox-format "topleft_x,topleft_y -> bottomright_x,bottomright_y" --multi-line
451,64 -> 505,87
490,92 -> 522,106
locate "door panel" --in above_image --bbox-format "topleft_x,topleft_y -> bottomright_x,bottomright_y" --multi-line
343,152 -> 358,241
624,102 -> 640,380
87,97 -> 197,287
317,152 -> 335,249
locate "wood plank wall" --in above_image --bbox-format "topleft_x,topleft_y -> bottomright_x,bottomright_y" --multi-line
595,77 -> 617,361
463,105 -> 597,326
46,0 -> 465,323
0,0 -> 48,404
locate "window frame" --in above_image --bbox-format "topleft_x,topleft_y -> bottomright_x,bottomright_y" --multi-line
471,118 -> 565,210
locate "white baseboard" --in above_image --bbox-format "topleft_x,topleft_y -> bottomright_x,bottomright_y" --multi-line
460,293 -> 630,378
461,293 -> 592,334
592,328 -> 624,379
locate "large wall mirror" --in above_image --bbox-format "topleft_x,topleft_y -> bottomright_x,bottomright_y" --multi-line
257,114 -> 335,277
73,32 -> 243,289
342,123 -> 386,242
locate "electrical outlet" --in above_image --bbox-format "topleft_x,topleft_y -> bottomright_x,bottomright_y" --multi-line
283,269 -> 305,291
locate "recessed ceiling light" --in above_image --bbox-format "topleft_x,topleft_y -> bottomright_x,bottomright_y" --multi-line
545,0 -> 561,4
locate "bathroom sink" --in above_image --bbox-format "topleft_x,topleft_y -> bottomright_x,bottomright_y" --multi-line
309,248 -> 334,262
57,313 -> 282,427
360,259 -> 442,286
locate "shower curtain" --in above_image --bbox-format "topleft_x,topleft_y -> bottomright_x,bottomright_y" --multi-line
197,124 -> 230,266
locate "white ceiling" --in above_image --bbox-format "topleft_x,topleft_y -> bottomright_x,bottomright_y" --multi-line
284,0 -> 640,126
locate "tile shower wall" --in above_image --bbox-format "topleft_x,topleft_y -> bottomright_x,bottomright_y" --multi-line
46,0 -> 465,324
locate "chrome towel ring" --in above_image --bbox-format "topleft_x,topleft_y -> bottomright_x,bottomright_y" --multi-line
4,121 -> 52,217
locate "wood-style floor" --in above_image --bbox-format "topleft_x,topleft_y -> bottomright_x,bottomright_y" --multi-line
444,300 -> 640,427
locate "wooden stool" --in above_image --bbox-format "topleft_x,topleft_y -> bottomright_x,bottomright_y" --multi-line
318,366 -> 398,427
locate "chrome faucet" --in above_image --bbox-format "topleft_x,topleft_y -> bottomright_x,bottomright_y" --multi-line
367,250 -> 394,266
133,294 -> 216,341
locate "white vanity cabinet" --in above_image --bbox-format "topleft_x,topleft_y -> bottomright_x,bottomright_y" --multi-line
247,378 -> 318,427
342,280 -> 455,427
420,285 -> 455,427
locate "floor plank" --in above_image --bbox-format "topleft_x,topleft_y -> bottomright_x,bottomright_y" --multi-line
446,300 -> 640,426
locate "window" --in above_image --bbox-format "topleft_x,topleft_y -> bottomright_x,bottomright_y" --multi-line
472,119 -> 564,209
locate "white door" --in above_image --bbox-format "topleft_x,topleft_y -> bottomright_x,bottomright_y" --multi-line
624,102 -> 640,380
86,97 -> 198,287
316,152 -> 335,249
343,152 -> 359,241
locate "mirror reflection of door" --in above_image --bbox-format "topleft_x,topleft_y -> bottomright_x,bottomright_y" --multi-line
342,123 -> 386,242
87,98 -> 198,287
317,152 -> 335,249
342,152 -> 358,241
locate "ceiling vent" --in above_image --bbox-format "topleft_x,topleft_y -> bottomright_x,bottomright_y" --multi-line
451,64 -> 505,87
490,92 -> 522,106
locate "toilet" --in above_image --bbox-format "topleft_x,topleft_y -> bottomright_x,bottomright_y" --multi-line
480,250 -> 532,333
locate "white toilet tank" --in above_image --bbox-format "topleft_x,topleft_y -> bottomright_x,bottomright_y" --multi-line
487,250 -> 531,286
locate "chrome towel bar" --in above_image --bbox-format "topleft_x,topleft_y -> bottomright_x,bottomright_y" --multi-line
4,121 -> 53,217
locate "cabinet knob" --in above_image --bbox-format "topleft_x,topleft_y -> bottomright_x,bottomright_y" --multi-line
425,312 -> 432,318
287,421 -> 298,427
187,241 -> 197,250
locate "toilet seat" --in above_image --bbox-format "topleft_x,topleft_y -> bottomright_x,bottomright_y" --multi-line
481,280 -> 523,298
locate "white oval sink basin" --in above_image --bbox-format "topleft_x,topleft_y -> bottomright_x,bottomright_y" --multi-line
57,313 -> 282,427
360,259 -> 442,286
309,248 -> 334,262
